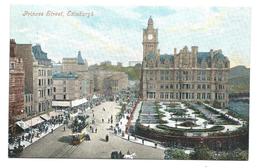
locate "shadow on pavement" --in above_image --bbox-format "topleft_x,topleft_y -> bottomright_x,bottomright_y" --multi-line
99,138 -> 107,142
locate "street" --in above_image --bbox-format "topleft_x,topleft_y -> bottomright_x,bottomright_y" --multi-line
19,101 -> 164,159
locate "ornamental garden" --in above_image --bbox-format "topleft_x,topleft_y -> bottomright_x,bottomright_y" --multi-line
135,101 -> 248,150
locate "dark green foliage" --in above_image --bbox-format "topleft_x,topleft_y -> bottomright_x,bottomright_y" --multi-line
190,145 -> 214,160
164,148 -> 189,160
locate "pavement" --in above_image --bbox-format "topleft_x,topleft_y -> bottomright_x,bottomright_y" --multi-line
19,101 -> 164,159
9,123 -> 63,150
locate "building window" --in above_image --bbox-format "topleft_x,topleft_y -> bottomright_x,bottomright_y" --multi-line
197,93 -> 201,99
176,93 -> 179,99
53,95 -> 56,100
63,95 -> 66,100
39,79 -> 41,86
202,84 -> 206,89
207,85 -> 210,89
165,93 -> 169,99
10,63 -> 15,70
202,93 -> 206,99
63,87 -> 66,92
53,87 -> 56,92
170,84 -> 173,89
160,92 -> 164,99
170,92 -> 174,99
160,84 -> 164,89
207,93 -> 211,99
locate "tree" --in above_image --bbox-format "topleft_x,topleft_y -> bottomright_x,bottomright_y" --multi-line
217,148 -> 248,160
190,145 -> 213,160
164,148 -> 189,160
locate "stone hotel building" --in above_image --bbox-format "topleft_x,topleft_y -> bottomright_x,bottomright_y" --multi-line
16,43 -> 53,116
141,17 -> 230,108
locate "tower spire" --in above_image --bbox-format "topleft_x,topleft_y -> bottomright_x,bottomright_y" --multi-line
148,16 -> 153,27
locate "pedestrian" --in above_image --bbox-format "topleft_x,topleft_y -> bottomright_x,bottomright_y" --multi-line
93,113 -> 95,118
64,126 -> 66,131
51,128 -> 53,133
106,134 -> 109,142
95,128 -> 97,133
155,143 -> 157,148
142,139 -> 144,145
128,134 -> 130,141
102,118 -> 104,123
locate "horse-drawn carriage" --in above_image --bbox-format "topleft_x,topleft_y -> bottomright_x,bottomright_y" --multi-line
111,151 -> 136,159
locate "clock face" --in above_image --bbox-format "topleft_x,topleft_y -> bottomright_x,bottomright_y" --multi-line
148,34 -> 153,40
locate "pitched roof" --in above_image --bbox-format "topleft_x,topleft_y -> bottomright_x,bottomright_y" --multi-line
52,72 -> 78,79
160,54 -> 174,63
32,44 -> 48,60
197,52 -> 210,63
77,51 -> 85,65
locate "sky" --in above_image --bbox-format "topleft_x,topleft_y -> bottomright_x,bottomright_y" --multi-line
10,6 -> 251,67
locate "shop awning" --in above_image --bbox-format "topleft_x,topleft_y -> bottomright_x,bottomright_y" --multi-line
49,111 -> 62,117
40,114 -> 51,121
52,100 -> 71,107
71,98 -> 87,107
16,120 -> 30,130
24,117 -> 45,127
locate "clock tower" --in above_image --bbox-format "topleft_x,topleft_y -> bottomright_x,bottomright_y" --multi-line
142,16 -> 159,60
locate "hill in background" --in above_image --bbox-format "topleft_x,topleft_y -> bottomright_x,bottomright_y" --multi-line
229,65 -> 250,93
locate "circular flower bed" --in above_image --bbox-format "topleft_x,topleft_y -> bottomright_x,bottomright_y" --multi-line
178,121 -> 198,127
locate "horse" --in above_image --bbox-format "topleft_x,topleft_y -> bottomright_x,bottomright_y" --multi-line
123,153 -> 136,159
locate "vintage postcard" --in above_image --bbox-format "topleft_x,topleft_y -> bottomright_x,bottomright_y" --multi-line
8,5 -> 250,160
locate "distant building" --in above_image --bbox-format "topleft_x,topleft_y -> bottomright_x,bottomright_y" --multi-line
141,17 -> 230,108
100,61 -> 112,66
89,69 -> 128,96
61,51 -> 93,97
52,72 -> 88,110
117,62 -> 123,67
62,51 -> 88,72
9,39 -> 26,134
103,72 -> 128,96
52,63 -> 62,74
